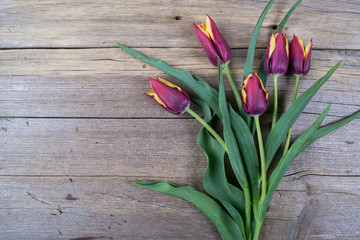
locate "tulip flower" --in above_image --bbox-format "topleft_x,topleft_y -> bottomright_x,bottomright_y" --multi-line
264,30 -> 289,75
146,77 -> 190,115
264,30 -> 289,129
241,72 -> 268,116
194,15 -> 231,66
288,35 -> 312,76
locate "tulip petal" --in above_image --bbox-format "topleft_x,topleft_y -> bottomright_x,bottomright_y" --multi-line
268,34 -> 277,58
241,73 -> 268,116
303,39 -> 312,75
284,35 -> 289,57
270,31 -> 289,74
288,35 -> 312,76
288,35 -> 305,75
157,77 -> 183,92
194,23 -> 220,66
149,77 -> 190,115
146,91 -> 167,110
304,40 -> 312,57
264,34 -> 276,74
205,15 -> 232,63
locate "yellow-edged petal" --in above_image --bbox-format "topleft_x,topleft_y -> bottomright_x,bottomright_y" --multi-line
205,15 -> 214,41
146,91 -> 167,109
157,77 -> 182,92
284,35 -> 289,57
255,72 -> 268,101
304,40 -> 312,58
268,34 -> 276,58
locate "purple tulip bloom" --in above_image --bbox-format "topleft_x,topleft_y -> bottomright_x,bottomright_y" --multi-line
194,15 -> 232,66
146,77 -> 190,115
241,72 -> 268,116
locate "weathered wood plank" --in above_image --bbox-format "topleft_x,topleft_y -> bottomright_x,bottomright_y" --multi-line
1,0 -> 359,49
0,116 -> 359,177
0,48 -> 359,118
1,0 -> 360,238
0,175 -> 359,239
0,176 -> 219,239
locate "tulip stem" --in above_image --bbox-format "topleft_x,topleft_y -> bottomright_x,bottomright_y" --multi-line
254,115 -> 266,240
186,108 -> 227,151
222,63 -> 243,113
253,222 -> 262,240
271,74 -> 279,129
255,116 -> 266,206
283,74 -> 301,155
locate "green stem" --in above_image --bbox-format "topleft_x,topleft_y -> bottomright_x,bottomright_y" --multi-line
186,108 -> 227,151
255,116 -> 266,204
253,221 -> 262,240
254,116 -> 266,240
271,74 -> 279,129
283,75 -> 301,154
222,63 -> 243,113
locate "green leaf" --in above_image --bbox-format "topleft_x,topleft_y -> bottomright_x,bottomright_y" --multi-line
265,61 -> 341,170
259,105 -> 331,221
115,42 -> 221,116
198,128 -> 245,237
134,181 -> 244,240
242,0 -> 275,79
229,107 -> 260,204
291,111 -> 360,165
258,0 -> 303,86
310,110 -> 360,141
218,61 -> 248,188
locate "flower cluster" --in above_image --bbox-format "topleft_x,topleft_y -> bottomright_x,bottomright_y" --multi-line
264,30 -> 312,76
116,1 -> 358,239
147,17 -> 312,119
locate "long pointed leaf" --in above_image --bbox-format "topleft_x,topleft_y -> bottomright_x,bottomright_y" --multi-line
243,0 -> 275,79
311,111 -> 360,140
218,61 -> 248,188
229,107 -> 260,204
198,128 -> 245,236
265,61 -> 341,169
259,105 -> 331,221
134,181 -> 244,240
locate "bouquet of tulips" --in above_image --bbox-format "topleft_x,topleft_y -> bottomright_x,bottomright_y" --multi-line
115,0 -> 359,239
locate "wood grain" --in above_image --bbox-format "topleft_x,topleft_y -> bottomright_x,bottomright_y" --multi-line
0,116 -> 359,177
0,48 -> 359,118
1,0 -> 360,239
0,175 -> 359,239
1,0 -> 360,49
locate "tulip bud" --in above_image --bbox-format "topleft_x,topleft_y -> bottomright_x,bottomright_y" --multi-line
146,77 -> 190,115
264,30 -> 289,75
241,72 -> 268,116
194,15 -> 231,66
288,35 -> 312,76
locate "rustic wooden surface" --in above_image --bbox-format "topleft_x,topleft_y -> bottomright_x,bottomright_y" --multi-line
0,0 -> 359,239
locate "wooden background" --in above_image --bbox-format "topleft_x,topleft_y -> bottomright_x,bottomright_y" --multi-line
0,0 -> 359,239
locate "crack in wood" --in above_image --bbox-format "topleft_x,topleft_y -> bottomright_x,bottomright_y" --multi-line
27,192 -> 54,205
